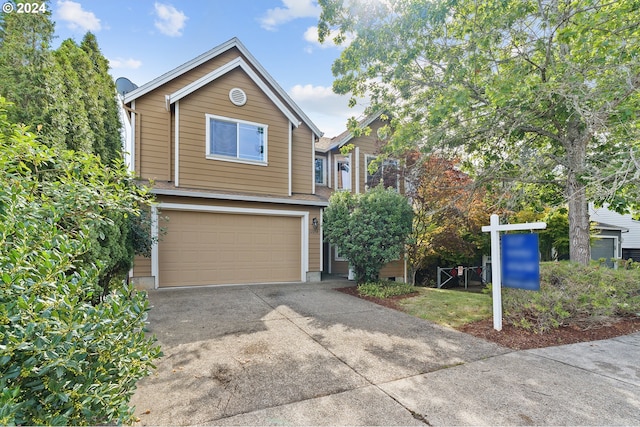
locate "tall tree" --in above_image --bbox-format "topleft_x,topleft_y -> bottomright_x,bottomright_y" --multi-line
0,0 -> 55,129
318,0 -> 640,265
81,32 -> 123,164
50,39 -> 93,153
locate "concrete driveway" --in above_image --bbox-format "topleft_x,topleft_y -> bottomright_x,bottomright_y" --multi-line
131,280 -> 640,426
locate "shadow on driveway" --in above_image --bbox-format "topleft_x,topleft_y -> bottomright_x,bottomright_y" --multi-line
131,281 -> 507,425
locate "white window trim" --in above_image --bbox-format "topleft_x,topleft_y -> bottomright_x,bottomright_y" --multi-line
151,203 -> 309,288
175,101 -> 180,186
205,113 -> 268,166
334,154 -> 352,192
334,245 -> 347,261
312,133 -> 317,194
315,156 -> 327,186
355,147 -> 360,194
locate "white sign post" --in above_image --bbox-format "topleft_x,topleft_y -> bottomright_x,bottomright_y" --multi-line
482,214 -> 546,331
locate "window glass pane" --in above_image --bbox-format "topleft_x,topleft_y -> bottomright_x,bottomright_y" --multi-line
366,156 -> 381,188
210,119 -> 236,157
337,159 -> 351,191
238,123 -> 265,161
315,158 -> 325,184
383,159 -> 399,191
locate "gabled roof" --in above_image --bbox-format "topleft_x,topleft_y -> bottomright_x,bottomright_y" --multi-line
168,57 -> 299,126
315,111 -> 384,153
123,37 -> 323,137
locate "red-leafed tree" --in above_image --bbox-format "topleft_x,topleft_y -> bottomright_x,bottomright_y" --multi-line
405,154 -> 491,285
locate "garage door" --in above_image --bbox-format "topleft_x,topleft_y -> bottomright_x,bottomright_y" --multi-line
159,210 -> 302,287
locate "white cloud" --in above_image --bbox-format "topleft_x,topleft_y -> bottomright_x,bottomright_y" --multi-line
260,0 -> 321,31
303,26 -> 353,50
109,57 -> 142,70
154,3 -> 188,37
56,0 -> 102,32
289,84 -> 367,137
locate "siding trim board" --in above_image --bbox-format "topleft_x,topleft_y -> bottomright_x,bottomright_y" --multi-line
169,57 -> 300,128
123,37 -> 322,138
151,187 -> 329,207
289,124 -> 292,196
152,202 -> 309,287
175,101 -> 180,186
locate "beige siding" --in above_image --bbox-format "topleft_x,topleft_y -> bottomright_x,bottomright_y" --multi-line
132,48 -> 264,182
329,252 -> 404,280
136,93 -> 172,181
133,255 -> 151,276
353,119 -> 387,193
291,123 -> 313,194
177,69 -> 290,195
380,259 -> 405,280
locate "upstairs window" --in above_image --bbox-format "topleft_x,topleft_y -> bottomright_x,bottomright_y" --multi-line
335,156 -> 351,191
366,155 -> 399,191
206,114 -> 267,164
315,157 -> 326,185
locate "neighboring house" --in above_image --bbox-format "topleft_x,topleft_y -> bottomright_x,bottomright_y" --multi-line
590,203 -> 640,264
124,38 -> 328,288
315,112 -> 407,282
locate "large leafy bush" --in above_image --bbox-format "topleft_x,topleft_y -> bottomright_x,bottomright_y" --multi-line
0,100 -> 161,425
503,262 -> 640,333
324,185 -> 413,283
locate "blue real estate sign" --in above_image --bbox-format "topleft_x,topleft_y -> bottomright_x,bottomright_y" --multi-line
501,233 -> 540,291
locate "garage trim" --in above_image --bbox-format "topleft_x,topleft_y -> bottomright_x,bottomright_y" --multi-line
151,202 -> 309,288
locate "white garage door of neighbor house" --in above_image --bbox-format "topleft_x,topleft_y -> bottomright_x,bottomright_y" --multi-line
159,210 -> 302,287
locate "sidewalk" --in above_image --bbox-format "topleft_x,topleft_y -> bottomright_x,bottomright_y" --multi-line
131,281 -> 640,426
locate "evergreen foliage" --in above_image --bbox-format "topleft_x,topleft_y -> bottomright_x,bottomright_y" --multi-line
0,99 -> 161,425
323,185 -> 413,283
1,6 -> 146,291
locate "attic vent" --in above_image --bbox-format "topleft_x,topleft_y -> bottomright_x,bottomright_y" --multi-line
229,88 -> 247,106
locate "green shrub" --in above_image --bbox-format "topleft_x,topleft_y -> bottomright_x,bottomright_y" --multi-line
357,280 -> 416,298
502,262 -> 640,333
324,185 -> 413,284
0,99 -> 161,425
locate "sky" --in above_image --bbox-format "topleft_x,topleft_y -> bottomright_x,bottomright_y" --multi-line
49,0 -> 366,137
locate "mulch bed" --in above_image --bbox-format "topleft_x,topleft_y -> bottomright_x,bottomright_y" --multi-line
336,286 -> 640,350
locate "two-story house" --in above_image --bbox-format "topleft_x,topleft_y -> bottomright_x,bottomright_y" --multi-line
125,38 -> 406,288
125,38 -> 327,288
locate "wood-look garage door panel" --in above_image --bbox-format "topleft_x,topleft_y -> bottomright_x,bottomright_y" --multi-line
159,211 -> 301,287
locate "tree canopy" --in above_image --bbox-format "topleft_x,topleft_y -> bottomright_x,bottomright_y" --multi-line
318,0 -> 640,265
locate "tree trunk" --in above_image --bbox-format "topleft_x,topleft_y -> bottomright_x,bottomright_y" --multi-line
565,128 -> 591,265
564,120 -> 591,265
567,174 -> 591,265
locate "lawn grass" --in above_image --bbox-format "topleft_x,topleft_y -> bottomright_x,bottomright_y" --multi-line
398,287 -> 492,329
